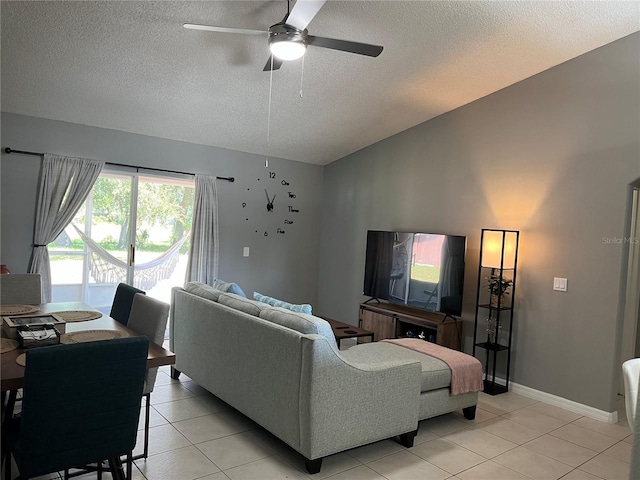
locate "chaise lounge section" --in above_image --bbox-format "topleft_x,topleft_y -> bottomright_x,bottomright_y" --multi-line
170,283 -> 479,473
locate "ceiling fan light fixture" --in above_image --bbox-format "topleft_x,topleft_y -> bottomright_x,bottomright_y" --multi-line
268,25 -> 307,61
270,40 -> 306,61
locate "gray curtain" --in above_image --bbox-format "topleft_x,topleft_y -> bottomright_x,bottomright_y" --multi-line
185,174 -> 219,284
28,154 -> 104,302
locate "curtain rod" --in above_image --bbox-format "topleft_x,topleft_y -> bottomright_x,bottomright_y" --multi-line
3,147 -> 235,182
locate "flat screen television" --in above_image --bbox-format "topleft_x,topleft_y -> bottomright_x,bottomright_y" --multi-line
363,230 -> 466,317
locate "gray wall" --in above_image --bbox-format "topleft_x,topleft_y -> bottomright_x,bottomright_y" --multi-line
2,33 -> 638,413
317,33 -> 640,412
0,113 -> 324,306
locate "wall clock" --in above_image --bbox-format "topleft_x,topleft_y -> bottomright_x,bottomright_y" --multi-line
242,170 -> 300,237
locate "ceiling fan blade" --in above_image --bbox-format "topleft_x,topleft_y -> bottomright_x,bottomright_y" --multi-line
285,0 -> 326,31
183,23 -> 268,36
263,56 -> 284,71
307,35 -> 383,57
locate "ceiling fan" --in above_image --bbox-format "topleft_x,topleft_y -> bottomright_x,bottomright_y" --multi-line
184,0 -> 383,71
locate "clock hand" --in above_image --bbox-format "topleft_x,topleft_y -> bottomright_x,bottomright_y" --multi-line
265,189 -> 275,212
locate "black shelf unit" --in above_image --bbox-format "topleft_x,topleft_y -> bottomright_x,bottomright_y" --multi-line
472,229 -> 520,395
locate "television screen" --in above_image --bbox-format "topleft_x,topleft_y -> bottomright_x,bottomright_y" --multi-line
363,230 -> 466,317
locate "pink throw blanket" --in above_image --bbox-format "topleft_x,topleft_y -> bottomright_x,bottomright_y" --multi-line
383,338 -> 483,395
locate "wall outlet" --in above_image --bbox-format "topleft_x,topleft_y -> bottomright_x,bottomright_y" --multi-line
553,277 -> 568,292
243,247 -> 250,257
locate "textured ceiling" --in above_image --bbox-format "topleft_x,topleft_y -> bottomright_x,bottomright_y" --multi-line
2,1 -> 639,165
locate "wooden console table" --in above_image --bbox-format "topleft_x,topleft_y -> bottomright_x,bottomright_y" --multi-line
359,302 -> 462,350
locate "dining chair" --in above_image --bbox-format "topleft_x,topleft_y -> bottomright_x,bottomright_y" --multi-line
110,282 -> 145,326
4,336 -> 149,480
0,273 -> 42,305
126,293 -> 170,460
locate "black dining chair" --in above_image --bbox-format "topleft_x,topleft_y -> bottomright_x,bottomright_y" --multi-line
110,283 -> 145,325
3,336 -> 149,480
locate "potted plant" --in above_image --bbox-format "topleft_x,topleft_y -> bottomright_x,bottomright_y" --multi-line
487,273 -> 513,308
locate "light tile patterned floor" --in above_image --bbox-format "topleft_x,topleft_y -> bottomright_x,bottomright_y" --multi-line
4,366 -> 633,480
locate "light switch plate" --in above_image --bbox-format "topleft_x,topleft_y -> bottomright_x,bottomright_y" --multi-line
553,277 -> 568,292
243,247 -> 250,257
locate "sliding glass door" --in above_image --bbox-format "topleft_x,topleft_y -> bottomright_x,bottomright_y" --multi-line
49,168 -> 194,311
131,174 -> 194,302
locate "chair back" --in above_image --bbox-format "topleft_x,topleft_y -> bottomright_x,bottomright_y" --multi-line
127,294 -> 170,394
110,283 -> 145,325
12,336 -> 149,478
623,358 -> 640,432
0,273 -> 42,305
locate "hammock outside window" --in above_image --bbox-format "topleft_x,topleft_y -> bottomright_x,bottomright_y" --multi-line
71,224 -> 189,291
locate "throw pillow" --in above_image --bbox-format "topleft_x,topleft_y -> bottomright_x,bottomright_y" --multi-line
211,279 -> 247,298
259,307 -> 336,348
184,281 -> 224,302
218,293 -> 270,317
253,292 -> 312,315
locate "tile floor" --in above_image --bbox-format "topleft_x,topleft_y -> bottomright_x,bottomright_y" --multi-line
4,366 -> 633,480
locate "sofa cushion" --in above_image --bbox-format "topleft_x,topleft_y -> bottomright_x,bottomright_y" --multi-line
259,307 -> 336,348
218,293 -> 270,317
340,342 -> 451,392
184,281 -> 225,302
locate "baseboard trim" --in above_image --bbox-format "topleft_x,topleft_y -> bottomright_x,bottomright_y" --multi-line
510,382 -> 618,424
485,377 -> 618,424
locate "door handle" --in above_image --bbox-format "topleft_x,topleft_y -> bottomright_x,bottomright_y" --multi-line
129,244 -> 135,267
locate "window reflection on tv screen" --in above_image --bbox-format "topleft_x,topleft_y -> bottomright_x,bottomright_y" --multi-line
364,231 -> 466,317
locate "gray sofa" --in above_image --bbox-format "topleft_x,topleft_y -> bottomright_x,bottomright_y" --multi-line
170,283 -> 478,473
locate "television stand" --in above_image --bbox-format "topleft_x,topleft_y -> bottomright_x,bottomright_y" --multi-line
358,302 -> 462,350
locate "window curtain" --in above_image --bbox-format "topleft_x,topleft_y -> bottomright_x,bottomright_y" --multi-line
28,154 -> 104,302
185,174 -> 219,284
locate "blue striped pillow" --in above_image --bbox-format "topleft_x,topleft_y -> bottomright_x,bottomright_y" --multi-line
253,292 -> 312,315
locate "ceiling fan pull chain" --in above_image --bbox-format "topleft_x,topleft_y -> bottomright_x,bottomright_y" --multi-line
299,55 -> 305,98
265,55 -> 273,169
267,55 -> 274,143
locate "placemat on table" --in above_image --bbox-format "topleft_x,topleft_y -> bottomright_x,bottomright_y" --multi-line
0,304 -> 40,316
16,353 -> 26,367
0,338 -> 19,354
60,330 -> 126,344
55,310 -> 102,323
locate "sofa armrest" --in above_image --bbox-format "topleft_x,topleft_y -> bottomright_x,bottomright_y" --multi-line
298,335 -> 421,460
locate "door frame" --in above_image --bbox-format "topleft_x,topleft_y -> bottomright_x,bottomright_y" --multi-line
619,179 -> 640,393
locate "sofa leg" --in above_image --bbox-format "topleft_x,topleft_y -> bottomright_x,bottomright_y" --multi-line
304,457 -> 322,474
398,429 -> 418,448
463,405 -> 477,420
170,367 -> 181,380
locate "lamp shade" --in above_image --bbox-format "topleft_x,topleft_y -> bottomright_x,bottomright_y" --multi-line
481,230 -> 518,269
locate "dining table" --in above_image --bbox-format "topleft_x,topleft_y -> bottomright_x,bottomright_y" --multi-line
0,301 -> 176,480
1,301 -> 175,392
